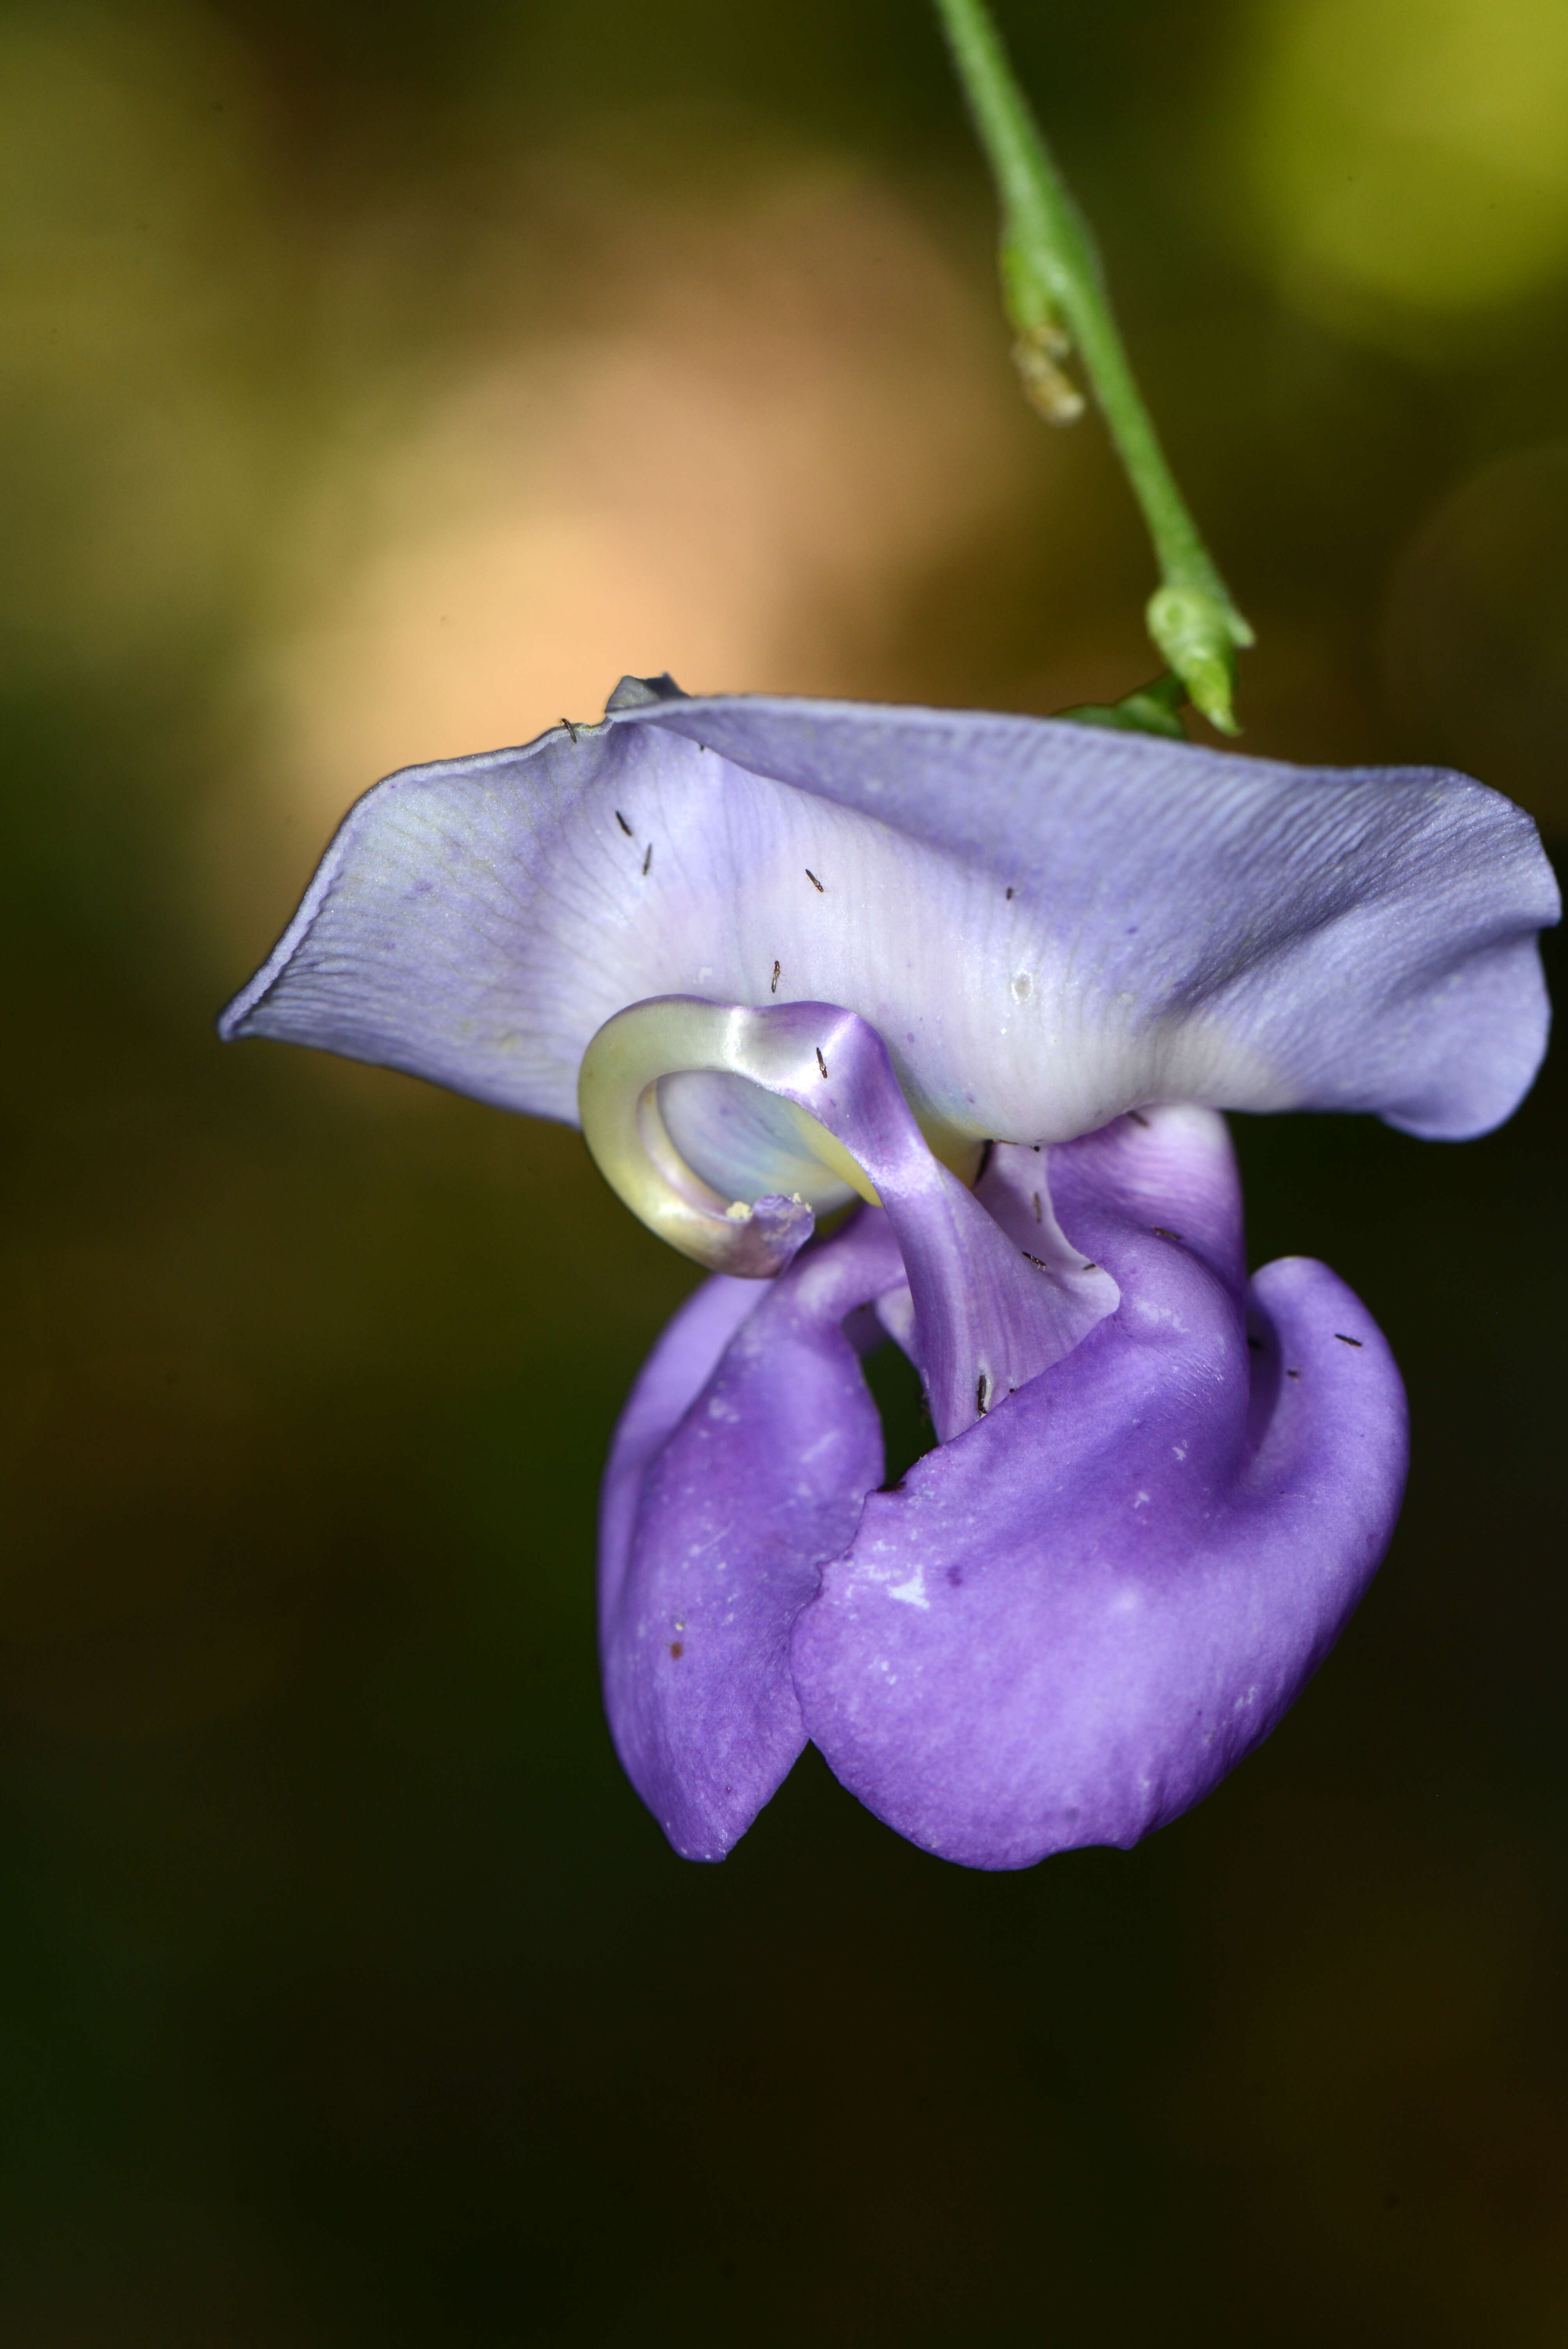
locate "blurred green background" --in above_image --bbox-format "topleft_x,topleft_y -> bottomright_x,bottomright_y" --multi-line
4,0 -> 1567,2340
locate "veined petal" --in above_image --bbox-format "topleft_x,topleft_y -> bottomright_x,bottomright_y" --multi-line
638,694 -> 1557,1143
600,1212 -> 902,1861
789,1107 -> 1408,1870
221,680 -> 1557,1151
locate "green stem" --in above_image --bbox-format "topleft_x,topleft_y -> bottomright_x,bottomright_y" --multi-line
931,0 -> 1253,733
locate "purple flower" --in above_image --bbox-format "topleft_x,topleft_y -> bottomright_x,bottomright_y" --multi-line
221,674 -> 1557,1867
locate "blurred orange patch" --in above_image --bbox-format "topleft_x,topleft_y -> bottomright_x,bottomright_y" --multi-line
258,169 -> 1032,843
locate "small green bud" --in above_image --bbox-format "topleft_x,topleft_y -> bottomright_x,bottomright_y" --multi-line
1146,585 -> 1249,736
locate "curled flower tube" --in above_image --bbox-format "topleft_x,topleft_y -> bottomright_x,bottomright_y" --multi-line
221,674 -> 1558,1866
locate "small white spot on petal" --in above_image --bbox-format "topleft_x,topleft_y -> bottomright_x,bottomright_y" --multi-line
887,1568 -> 930,1609
1131,1297 -> 1181,1328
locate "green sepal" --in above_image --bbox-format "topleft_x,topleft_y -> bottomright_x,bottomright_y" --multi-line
1055,672 -> 1188,741
1146,586 -> 1252,736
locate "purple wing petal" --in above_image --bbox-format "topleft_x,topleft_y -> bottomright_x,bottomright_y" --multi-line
789,1108 -> 1408,1870
599,1269 -> 766,1635
221,685 -> 1556,1157
601,1211 -> 903,1861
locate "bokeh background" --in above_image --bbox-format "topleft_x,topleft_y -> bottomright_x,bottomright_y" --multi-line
4,0 -> 1568,2340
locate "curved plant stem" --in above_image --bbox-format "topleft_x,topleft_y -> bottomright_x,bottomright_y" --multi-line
932,0 -> 1253,733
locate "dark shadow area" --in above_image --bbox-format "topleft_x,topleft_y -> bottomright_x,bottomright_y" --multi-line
862,1338 -> 938,1488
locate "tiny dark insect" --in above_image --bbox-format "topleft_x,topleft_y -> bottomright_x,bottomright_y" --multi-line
805,868 -> 824,892
642,843 -> 653,876
1333,1332 -> 1363,1347
1080,1261 -> 1097,1272
1151,1226 -> 1180,1240
771,960 -> 780,994
1286,1368 -> 1301,1379
615,809 -> 633,836
668,1641 -> 684,1659
1032,1191 -> 1042,1222
561,717 -> 579,742
1005,885 -> 1015,900
976,1373 -> 990,1415
1021,1250 -> 1047,1268
815,1046 -> 828,1079
1126,1109 -> 1150,1128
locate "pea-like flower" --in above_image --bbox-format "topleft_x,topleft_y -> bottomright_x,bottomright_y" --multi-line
221,674 -> 1557,1868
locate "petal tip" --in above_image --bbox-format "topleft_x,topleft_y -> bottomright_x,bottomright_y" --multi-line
605,672 -> 688,713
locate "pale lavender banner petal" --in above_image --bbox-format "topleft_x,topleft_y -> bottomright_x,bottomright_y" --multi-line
601,1212 -> 902,1861
221,684 -> 1557,1167
640,694 -> 1558,1142
789,1108 -> 1408,1869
